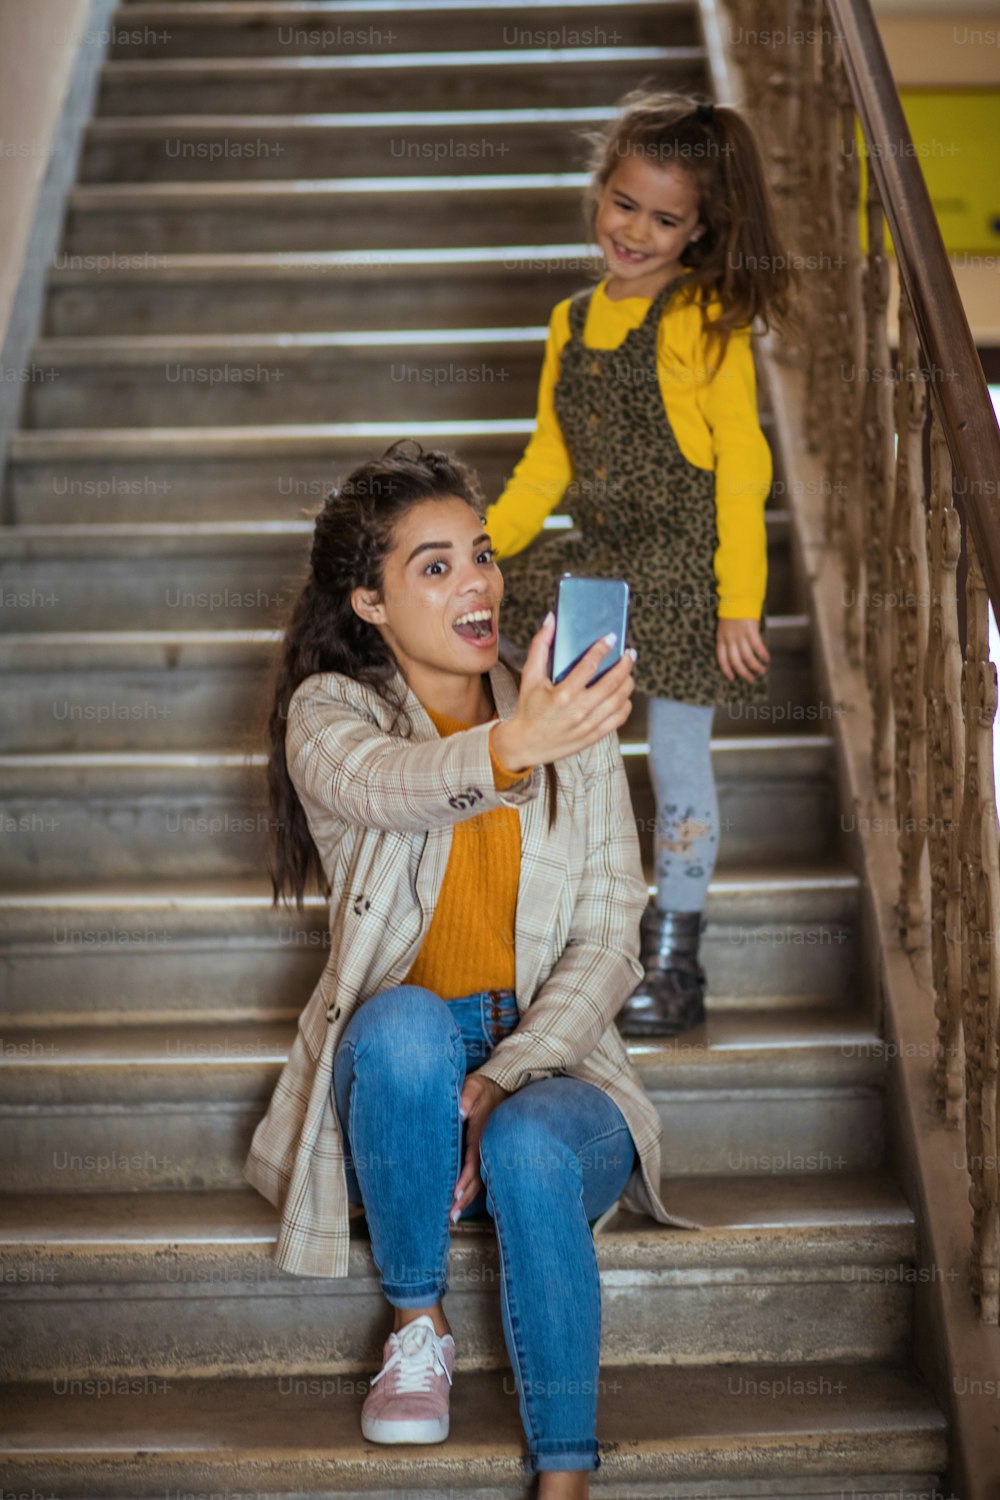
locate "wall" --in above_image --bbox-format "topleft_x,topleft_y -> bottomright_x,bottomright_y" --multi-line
874,3 -> 1000,342
0,0 -> 115,496
0,0 -> 94,343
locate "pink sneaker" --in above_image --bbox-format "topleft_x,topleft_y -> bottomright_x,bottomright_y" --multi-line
361,1314 -> 455,1444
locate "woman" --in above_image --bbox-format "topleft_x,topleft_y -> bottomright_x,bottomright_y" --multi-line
245,440 -> 698,1497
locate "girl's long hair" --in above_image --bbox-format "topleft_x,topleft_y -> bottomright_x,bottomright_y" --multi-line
267,439 -> 558,909
584,89 -> 800,374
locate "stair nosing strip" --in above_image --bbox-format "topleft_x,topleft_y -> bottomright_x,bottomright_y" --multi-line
0,868 -> 861,913
100,45 -> 697,76
69,172 -> 589,204
0,734 -> 832,770
87,107 -> 619,130
119,0 -> 690,19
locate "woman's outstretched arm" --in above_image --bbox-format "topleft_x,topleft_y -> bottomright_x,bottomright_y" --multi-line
285,675 -> 539,834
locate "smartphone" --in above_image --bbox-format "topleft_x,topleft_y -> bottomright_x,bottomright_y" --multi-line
549,574 -> 630,686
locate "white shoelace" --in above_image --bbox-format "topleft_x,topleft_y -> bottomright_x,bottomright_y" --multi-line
370,1319 -> 453,1393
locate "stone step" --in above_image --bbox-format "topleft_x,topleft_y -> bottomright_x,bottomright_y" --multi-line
0,869 -> 861,1028
0,615 -> 816,752
45,246 -> 602,336
5,420 -> 543,521
27,326 -> 569,426
97,48 -> 706,115
0,514 -> 794,629
0,1361 -> 947,1498
82,108 -> 614,183
5,416 -> 783,526
0,734 -> 838,887
0,1173 -> 917,1380
63,176 -> 593,253
108,0 -> 700,58
0,1008 -> 885,1191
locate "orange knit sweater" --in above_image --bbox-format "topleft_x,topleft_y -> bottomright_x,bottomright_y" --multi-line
402,707 -> 525,998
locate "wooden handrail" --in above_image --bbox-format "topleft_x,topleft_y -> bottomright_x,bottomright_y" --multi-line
828,0 -> 1000,605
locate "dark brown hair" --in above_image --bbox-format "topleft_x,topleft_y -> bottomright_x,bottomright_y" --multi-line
267,439 -> 558,909
584,89 -> 800,373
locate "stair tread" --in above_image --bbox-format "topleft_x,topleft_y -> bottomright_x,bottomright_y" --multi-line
0,1008 -> 885,1098
0,1361 -> 947,1475
0,862 -> 860,910
0,1170 -> 914,1258
0,608 -> 802,667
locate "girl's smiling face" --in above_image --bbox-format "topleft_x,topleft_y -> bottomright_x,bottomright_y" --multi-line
594,151 -> 705,298
351,494 -> 503,688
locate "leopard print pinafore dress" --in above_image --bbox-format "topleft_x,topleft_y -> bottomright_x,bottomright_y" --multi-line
498,274 -> 769,708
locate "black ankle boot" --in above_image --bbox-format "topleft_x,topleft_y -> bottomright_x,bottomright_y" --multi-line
617,908 -> 707,1037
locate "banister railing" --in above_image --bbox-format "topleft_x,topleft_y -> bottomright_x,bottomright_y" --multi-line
722,0 -> 1000,1323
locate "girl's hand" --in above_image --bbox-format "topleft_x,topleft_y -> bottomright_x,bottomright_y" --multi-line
717,618 -> 770,683
491,612 -> 636,771
450,1072 -> 509,1224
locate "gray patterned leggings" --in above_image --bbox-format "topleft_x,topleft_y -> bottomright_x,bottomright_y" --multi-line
647,697 -> 719,911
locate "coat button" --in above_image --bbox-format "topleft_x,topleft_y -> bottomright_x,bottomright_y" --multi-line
595,510 -> 606,526
587,412 -> 600,429
589,357 -> 601,375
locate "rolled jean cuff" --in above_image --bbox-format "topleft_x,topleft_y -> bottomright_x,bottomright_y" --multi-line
380,1277 -> 448,1309
526,1439 -> 601,1474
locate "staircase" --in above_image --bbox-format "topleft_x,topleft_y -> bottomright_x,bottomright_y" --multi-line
0,2 -> 951,1494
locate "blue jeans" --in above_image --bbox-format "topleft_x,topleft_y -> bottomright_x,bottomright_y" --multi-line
331,983 -> 638,1474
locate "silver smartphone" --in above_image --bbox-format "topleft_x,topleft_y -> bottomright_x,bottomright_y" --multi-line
549,573 -> 630,686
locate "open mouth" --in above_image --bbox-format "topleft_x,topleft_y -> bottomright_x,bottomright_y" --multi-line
452,608 -> 497,646
612,241 -> 650,264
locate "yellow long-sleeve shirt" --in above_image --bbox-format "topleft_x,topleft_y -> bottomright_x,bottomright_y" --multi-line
485,277 -> 772,620
402,707 -> 524,999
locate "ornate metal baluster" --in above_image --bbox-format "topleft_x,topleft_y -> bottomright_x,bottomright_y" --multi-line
808,22 -> 842,501
834,75 -> 864,662
924,412 -> 966,1121
888,299 -> 929,947
859,172 -> 894,797
959,542 -> 1000,1323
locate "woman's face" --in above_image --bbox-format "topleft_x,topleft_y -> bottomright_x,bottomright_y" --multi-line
594,150 -> 704,295
352,494 -> 504,682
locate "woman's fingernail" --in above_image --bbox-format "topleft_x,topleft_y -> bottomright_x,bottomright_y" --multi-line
628,647 -> 638,661
459,1107 -> 467,1121
603,631 -> 617,645
455,1187 -> 464,1200
543,610 -> 554,627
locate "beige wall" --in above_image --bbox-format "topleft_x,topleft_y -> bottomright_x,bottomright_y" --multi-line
0,0 -> 92,340
872,4 -> 1000,342
875,10 -> 1000,86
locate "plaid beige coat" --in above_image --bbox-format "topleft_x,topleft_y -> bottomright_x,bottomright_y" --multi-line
244,658 -> 699,1277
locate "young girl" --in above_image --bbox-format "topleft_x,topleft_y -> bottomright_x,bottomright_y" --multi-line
245,441 -> 697,1498
486,92 -> 796,1036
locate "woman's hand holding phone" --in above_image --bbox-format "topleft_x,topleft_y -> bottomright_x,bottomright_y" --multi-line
491,611 -> 636,772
